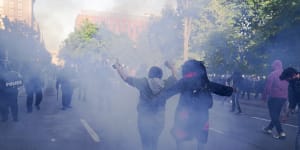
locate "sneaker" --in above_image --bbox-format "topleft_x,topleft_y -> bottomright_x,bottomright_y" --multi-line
273,132 -> 286,139
262,127 -> 272,134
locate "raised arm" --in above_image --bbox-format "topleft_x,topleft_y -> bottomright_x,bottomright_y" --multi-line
165,61 -> 177,79
209,82 -> 233,96
113,60 -> 129,81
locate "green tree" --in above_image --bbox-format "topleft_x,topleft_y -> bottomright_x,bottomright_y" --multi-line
136,6 -> 182,65
60,20 -> 136,67
198,0 -> 300,74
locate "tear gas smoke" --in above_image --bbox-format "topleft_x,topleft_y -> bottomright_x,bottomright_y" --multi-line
34,0 -> 176,51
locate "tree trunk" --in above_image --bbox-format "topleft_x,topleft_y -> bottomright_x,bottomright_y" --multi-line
182,0 -> 192,61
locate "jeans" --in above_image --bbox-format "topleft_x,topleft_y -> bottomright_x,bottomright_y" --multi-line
296,111 -> 300,150
231,91 -> 241,112
266,97 -> 286,134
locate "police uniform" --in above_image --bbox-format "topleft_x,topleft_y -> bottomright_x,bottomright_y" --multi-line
56,67 -> 76,110
0,68 -> 23,122
24,75 -> 44,113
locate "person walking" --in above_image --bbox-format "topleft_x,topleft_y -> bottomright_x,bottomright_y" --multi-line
227,70 -> 244,114
262,59 -> 288,139
24,74 -> 44,113
113,60 -> 177,150
56,66 -> 76,110
280,67 -> 300,148
21,62 -> 44,113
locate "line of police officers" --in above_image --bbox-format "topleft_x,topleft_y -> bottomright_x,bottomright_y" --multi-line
0,53 -> 78,122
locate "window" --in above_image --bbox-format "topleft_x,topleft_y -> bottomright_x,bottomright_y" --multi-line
9,1 -> 15,9
9,1 -> 14,6
17,3 -> 22,9
0,0 -> 4,7
17,8 -> 22,17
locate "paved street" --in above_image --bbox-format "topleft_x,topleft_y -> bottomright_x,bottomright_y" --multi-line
0,89 -> 297,150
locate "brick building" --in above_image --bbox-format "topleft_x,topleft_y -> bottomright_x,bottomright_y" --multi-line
75,11 -> 151,41
0,0 -> 35,27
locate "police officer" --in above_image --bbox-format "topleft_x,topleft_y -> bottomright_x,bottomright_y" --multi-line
56,65 -> 76,110
0,55 -> 23,122
22,63 -> 44,113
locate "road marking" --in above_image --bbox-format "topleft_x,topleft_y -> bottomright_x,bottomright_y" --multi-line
284,123 -> 298,128
210,128 -> 225,134
251,117 -> 298,128
251,117 -> 270,122
80,119 -> 101,142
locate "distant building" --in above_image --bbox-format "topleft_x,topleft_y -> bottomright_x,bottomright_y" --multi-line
0,0 -> 35,27
49,50 -> 64,66
75,11 -> 151,41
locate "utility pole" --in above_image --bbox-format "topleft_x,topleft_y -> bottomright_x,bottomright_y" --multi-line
180,0 -> 192,61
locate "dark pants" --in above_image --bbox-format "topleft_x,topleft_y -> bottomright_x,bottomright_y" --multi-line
266,97 -> 286,134
62,90 -> 73,108
231,91 -> 241,112
296,111 -> 300,150
138,111 -> 164,150
26,90 -> 43,112
0,97 -> 18,121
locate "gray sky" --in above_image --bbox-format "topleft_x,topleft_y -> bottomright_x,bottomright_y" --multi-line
34,0 -> 176,52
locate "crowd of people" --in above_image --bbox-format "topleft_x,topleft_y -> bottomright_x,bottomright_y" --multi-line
0,55 -> 299,150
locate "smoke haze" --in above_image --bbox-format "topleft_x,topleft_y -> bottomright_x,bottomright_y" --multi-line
34,0 -> 176,52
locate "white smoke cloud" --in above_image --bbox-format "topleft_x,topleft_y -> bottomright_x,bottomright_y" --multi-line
34,0 -> 176,52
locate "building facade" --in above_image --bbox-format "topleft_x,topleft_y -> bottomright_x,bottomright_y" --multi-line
0,0 -> 35,27
75,11 -> 150,41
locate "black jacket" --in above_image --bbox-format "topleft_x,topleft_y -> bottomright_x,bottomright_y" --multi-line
288,75 -> 300,109
0,69 -> 23,99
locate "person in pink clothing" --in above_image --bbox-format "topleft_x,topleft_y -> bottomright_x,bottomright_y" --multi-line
262,59 -> 289,139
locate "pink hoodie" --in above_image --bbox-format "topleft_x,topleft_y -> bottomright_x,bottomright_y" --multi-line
262,60 -> 288,100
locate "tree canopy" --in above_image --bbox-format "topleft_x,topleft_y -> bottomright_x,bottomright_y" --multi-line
60,0 -> 300,75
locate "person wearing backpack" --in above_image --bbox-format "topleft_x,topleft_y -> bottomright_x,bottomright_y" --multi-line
280,67 -> 300,149
113,60 -> 177,150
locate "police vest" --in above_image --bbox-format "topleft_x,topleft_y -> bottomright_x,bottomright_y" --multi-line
0,70 -> 23,94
